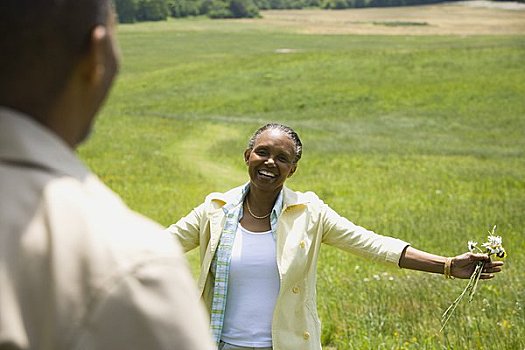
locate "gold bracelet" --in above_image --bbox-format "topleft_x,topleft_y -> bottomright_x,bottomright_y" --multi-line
444,257 -> 454,279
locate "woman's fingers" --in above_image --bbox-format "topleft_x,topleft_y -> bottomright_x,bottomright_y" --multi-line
483,262 -> 504,273
479,273 -> 495,280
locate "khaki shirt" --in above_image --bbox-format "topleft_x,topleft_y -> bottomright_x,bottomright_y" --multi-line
0,108 -> 215,350
168,185 -> 410,350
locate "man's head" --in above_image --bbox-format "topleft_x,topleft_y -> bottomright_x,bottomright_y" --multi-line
0,0 -> 120,147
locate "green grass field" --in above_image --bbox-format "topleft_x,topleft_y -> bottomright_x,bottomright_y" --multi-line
79,12 -> 525,349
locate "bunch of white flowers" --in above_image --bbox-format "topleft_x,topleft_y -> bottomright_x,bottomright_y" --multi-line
440,226 -> 505,332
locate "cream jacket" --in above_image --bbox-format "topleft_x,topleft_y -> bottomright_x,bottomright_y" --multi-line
167,185 -> 409,350
0,108 -> 214,350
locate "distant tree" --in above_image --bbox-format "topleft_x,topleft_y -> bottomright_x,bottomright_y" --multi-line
136,0 -> 170,21
115,0 -> 138,23
286,0 -> 306,8
304,0 -> 321,7
199,0 -> 213,13
253,0 -> 271,9
207,0 -> 233,17
321,0 -> 348,8
267,0 -> 282,8
206,0 -> 259,18
368,0 -> 384,6
229,0 -> 260,17
169,0 -> 202,17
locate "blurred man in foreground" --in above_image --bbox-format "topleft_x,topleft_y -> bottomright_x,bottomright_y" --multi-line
0,1 -> 214,349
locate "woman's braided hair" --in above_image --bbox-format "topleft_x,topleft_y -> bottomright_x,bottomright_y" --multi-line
247,123 -> 302,163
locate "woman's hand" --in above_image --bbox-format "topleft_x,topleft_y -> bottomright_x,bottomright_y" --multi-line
450,252 -> 504,279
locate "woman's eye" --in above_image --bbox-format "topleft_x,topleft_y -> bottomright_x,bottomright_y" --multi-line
255,150 -> 268,156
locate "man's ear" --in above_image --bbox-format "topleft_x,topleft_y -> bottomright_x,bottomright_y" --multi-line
80,25 -> 109,86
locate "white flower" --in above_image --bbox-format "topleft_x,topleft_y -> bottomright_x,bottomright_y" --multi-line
481,243 -> 497,255
487,235 -> 502,246
468,241 -> 478,252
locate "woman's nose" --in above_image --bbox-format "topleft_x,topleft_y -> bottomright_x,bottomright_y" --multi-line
265,157 -> 276,166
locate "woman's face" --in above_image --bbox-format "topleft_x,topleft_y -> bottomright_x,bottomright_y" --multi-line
244,129 -> 297,193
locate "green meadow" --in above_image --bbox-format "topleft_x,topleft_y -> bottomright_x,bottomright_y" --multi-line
79,14 -> 525,350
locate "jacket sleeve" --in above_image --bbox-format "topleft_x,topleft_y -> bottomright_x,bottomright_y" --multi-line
165,202 -> 207,253
320,200 -> 409,266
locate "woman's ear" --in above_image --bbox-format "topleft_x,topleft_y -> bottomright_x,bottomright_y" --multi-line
243,149 -> 251,164
287,164 -> 297,178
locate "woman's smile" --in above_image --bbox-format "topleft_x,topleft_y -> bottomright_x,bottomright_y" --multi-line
257,169 -> 278,180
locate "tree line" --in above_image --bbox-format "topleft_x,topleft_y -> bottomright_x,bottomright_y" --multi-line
114,0 -> 259,20
114,0 -> 523,21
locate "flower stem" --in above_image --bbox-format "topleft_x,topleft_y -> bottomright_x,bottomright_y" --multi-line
468,262 -> 484,302
440,262 -> 484,332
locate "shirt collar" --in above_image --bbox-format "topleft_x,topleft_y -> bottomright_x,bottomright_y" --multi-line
209,183 -> 312,211
221,183 -> 249,213
0,107 -> 89,180
217,182 -> 311,216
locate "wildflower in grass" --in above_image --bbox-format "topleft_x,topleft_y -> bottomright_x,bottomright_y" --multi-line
440,225 -> 506,332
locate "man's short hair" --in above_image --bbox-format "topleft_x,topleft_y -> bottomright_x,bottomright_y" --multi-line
0,0 -> 110,111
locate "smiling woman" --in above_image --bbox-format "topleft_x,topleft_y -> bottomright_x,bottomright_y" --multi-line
165,123 -> 504,350
243,125 -> 298,222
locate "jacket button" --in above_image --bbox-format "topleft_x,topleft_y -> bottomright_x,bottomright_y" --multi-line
292,286 -> 300,294
303,331 -> 310,340
299,240 -> 306,249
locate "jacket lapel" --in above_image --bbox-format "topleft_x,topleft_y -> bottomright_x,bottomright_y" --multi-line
208,209 -> 225,255
198,185 -> 246,292
276,187 -> 311,277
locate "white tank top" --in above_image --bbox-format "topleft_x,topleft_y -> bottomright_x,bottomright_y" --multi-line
221,224 -> 280,347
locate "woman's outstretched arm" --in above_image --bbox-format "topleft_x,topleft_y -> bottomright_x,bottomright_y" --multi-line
398,246 -> 504,279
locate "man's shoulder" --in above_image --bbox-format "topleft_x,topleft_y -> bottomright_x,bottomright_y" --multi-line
13,174 -> 212,350
42,174 -> 180,260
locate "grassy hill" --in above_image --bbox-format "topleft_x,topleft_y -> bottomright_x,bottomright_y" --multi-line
79,7 -> 524,349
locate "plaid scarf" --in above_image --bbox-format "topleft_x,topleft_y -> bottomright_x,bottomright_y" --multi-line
210,184 -> 283,344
